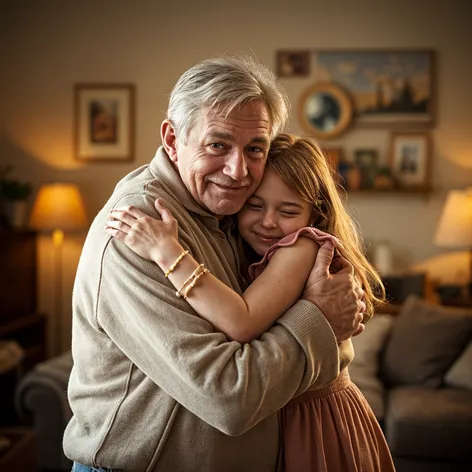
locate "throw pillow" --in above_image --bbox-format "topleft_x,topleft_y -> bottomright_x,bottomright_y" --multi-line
351,314 -> 395,376
445,340 -> 472,391
350,314 -> 395,420
382,295 -> 472,388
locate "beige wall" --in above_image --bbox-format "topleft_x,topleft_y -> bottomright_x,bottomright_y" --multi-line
2,0 -> 471,355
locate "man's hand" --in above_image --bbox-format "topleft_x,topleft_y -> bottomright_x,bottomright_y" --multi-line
302,241 -> 366,342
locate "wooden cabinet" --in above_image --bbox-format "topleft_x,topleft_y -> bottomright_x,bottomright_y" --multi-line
0,428 -> 39,471
0,314 -> 47,372
0,229 -> 47,369
0,230 -> 37,320
0,230 -> 47,424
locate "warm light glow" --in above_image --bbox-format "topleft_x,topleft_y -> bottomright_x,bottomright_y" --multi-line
435,188 -> 472,248
6,121 -> 84,170
53,229 -> 64,246
29,183 -> 88,232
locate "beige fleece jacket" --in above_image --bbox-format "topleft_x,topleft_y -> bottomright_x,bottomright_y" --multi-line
63,147 -> 348,472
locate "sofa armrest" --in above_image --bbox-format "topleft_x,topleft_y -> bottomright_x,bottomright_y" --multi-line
14,351 -> 73,471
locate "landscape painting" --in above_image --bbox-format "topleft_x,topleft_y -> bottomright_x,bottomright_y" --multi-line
312,50 -> 435,127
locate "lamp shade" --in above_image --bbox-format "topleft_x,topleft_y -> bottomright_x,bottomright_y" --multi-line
434,187 -> 472,248
29,183 -> 88,231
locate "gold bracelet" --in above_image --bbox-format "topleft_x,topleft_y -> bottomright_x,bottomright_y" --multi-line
176,263 -> 205,298
183,268 -> 210,299
165,250 -> 190,278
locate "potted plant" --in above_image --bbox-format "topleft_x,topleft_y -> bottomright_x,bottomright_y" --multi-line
0,165 -> 32,228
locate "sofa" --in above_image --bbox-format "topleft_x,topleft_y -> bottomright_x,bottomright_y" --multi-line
350,295 -> 472,472
14,351 -> 73,471
15,295 -> 472,472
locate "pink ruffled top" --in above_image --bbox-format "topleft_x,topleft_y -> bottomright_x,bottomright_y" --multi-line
248,227 -> 343,281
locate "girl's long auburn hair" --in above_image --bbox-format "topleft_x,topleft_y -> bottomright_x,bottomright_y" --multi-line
267,133 -> 385,321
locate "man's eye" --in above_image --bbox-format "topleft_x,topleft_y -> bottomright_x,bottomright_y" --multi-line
210,143 -> 225,149
247,146 -> 267,157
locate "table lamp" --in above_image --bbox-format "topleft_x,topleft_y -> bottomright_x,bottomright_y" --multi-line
29,183 -> 88,354
434,187 -> 472,299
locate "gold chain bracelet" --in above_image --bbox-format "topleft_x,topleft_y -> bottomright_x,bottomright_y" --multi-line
175,263 -> 210,300
165,250 -> 190,278
182,268 -> 210,299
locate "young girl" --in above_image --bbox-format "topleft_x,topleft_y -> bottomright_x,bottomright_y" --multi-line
106,133 -> 395,471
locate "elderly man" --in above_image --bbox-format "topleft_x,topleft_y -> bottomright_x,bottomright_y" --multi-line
64,55 -> 364,472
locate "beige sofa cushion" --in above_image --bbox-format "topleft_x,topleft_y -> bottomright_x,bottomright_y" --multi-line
445,340 -> 472,391
350,314 -> 395,419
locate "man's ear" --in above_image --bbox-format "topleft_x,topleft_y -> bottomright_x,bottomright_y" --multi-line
161,120 -> 179,163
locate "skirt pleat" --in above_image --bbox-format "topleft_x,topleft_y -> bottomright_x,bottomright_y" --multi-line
280,370 -> 396,472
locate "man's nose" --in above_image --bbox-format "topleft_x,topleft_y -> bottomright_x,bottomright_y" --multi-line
223,149 -> 248,181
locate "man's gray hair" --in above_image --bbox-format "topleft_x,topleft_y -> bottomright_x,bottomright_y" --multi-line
167,55 -> 290,143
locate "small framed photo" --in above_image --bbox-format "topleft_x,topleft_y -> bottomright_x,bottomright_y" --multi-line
389,132 -> 431,188
323,147 -> 343,176
276,50 -> 311,77
354,149 -> 378,188
74,83 -> 135,162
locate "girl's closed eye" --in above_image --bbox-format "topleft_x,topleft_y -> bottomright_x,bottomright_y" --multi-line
246,201 -> 263,210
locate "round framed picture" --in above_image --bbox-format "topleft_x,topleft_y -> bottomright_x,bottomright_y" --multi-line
298,82 -> 353,140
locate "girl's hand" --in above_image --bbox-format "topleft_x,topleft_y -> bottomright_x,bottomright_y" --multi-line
105,199 -> 181,263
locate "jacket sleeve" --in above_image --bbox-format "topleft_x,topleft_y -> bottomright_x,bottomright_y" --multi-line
96,194 -> 340,436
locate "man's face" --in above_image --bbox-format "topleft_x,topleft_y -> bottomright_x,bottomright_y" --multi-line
168,101 -> 271,216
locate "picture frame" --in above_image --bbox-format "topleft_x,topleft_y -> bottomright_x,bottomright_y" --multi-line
74,83 -> 135,162
323,147 -> 343,172
312,50 -> 435,127
299,82 -> 353,140
389,132 -> 431,188
322,146 -> 344,172
323,147 -> 345,185
354,149 -> 379,189
276,50 -> 311,77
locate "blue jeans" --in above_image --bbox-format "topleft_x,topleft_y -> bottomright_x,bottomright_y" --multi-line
72,462 -> 122,472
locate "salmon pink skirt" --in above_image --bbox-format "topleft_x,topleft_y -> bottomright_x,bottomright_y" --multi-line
279,370 -> 396,471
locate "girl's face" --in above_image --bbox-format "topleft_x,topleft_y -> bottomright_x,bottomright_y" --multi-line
237,167 -> 313,256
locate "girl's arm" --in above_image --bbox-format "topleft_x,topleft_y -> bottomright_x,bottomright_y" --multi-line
106,200 -> 319,343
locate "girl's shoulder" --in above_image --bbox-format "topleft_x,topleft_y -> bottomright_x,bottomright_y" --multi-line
275,227 -> 338,249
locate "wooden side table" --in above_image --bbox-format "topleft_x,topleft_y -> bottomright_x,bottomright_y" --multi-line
0,428 -> 39,471
442,298 -> 472,308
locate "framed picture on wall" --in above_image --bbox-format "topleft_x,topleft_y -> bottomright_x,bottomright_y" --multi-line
311,50 -> 435,127
389,132 -> 431,188
323,147 -> 345,186
354,149 -> 378,189
276,50 -> 311,77
74,83 -> 135,162
323,146 -> 342,172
